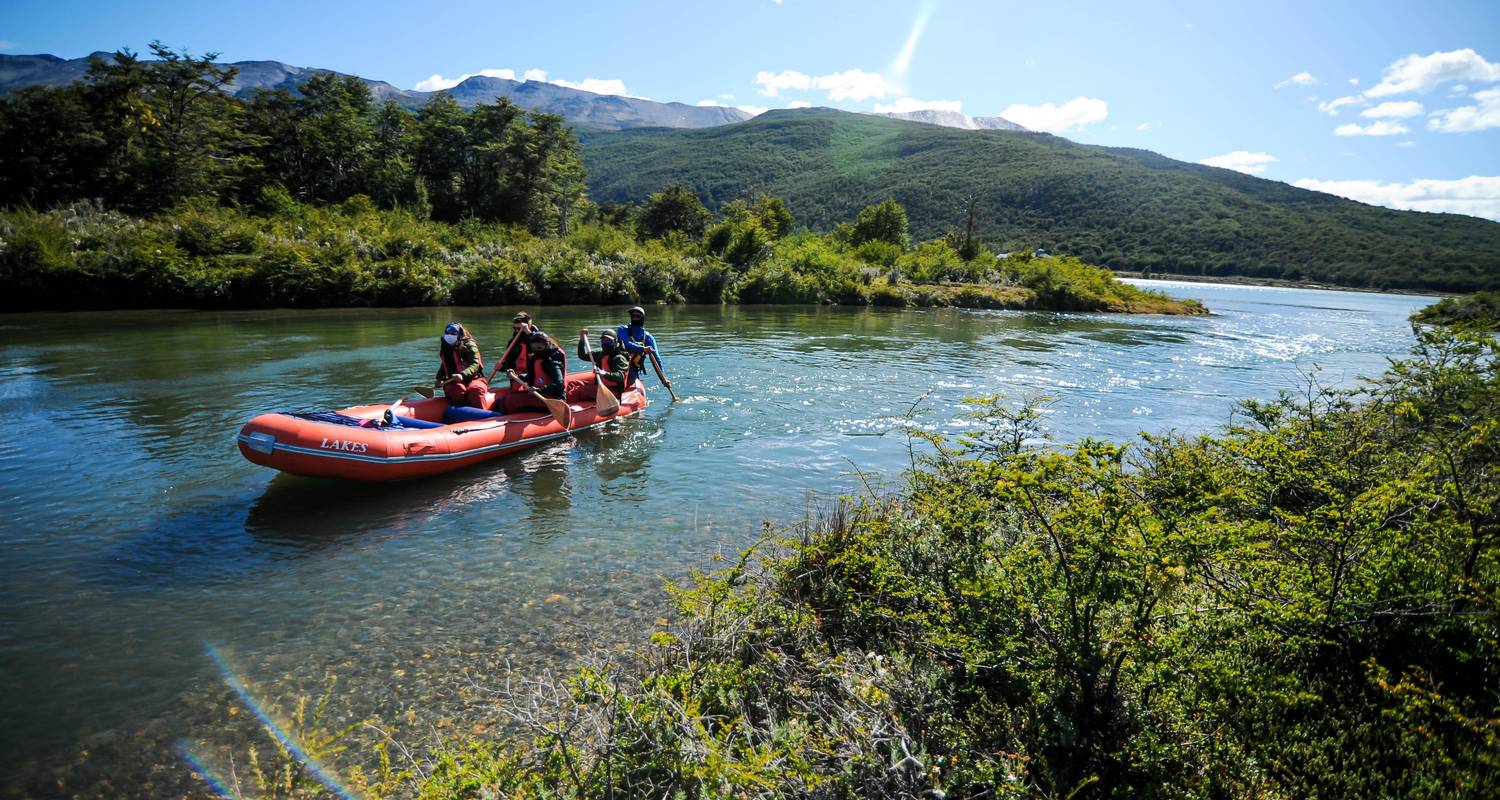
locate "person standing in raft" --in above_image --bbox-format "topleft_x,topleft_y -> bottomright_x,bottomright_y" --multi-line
579,328 -> 631,397
503,330 -> 569,412
616,305 -> 670,394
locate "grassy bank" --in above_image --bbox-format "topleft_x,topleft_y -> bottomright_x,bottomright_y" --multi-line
1411,290 -> 1500,332
372,327 -> 1491,799
0,198 -> 1203,315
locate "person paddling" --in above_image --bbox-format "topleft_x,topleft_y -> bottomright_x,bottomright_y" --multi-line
497,311 -> 542,389
435,322 -> 489,408
616,305 -> 670,395
503,329 -> 569,412
579,328 -> 631,396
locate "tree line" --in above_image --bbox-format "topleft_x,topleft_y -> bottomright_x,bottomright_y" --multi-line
0,43 -> 583,234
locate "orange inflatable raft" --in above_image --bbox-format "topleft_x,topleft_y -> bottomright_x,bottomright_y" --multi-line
237,373 -> 647,481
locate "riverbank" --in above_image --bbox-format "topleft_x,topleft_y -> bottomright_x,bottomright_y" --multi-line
1114,269 -> 1452,297
0,199 -> 1204,315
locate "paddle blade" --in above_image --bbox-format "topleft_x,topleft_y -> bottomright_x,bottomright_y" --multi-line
595,376 -> 620,416
540,394 -> 571,428
410,385 -> 435,399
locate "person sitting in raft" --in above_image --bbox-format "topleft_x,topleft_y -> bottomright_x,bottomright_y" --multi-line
435,322 -> 489,408
502,330 -> 569,413
578,328 -> 631,397
616,305 -> 670,395
498,311 -> 541,389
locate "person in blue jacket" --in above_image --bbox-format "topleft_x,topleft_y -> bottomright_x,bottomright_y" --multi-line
615,305 -> 670,394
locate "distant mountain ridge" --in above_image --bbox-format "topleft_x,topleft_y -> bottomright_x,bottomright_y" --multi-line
875,108 -> 1026,131
578,108 -> 1500,292
0,52 -> 750,130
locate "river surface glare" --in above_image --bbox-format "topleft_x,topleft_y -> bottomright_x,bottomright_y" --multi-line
0,282 -> 1434,796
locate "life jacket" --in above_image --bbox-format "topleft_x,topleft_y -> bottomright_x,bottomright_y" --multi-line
595,342 -> 628,389
618,324 -> 651,386
525,343 -> 568,387
500,326 -> 535,379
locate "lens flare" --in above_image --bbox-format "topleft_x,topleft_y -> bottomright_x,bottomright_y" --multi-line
178,643 -> 360,800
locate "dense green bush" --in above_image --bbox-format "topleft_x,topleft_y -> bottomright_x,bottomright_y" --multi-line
0,198 -> 1200,314
1412,291 -> 1500,331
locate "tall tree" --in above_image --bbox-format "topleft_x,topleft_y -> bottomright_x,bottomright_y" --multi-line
849,197 -> 910,248
638,183 -> 712,240
368,100 -> 420,211
412,93 -> 470,221
131,42 -> 251,208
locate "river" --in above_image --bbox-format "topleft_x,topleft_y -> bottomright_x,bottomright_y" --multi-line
0,281 -> 1435,797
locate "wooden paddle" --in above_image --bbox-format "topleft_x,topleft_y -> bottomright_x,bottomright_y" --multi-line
486,327 -> 526,384
413,373 -> 462,399
508,370 -> 571,427
581,332 -> 621,416
647,348 -> 678,402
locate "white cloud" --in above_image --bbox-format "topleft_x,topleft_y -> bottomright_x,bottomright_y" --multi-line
1334,120 -> 1409,136
695,100 -> 720,107
550,77 -> 630,96
754,68 -> 891,101
998,96 -> 1108,133
814,69 -> 890,101
1427,87 -> 1500,132
787,100 -> 813,109
718,93 -> 736,101
1274,71 -> 1318,89
0,40 -> 15,52
1398,140 -> 1417,147
1348,77 -> 1360,86
415,68 -> 516,91
737,105 -> 769,117
1361,101 -> 1423,118
873,97 -> 962,113
1198,151 -> 1279,175
1449,83 -> 1470,96
1317,95 -> 1359,115
522,68 -> 548,81
1365,48 -> 1500,97
755,70 -> 812,96
1292,175 -> 1500,221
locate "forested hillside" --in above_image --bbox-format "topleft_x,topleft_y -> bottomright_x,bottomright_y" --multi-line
580,110 -> 1500,292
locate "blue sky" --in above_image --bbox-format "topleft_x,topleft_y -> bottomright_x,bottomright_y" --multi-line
6,0 -> 1499,218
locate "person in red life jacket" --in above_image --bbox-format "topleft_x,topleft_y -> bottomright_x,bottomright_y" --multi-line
578,328 -> 631,397
502,329 -> 571,412
434,322 -> 489,408
498,311 -> 542,390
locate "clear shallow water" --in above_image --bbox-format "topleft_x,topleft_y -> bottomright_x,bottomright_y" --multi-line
0,283 -> 1434,796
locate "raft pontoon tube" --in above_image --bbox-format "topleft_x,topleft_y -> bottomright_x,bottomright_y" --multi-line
236,373 -> 645,481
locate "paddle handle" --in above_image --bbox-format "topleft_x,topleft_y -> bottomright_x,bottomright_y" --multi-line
487,328 -> 525,384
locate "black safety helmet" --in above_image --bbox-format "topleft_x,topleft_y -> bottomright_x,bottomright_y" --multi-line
628,305 -> 646,322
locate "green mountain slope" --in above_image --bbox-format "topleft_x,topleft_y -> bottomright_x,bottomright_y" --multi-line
579,109 -> 1500,292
